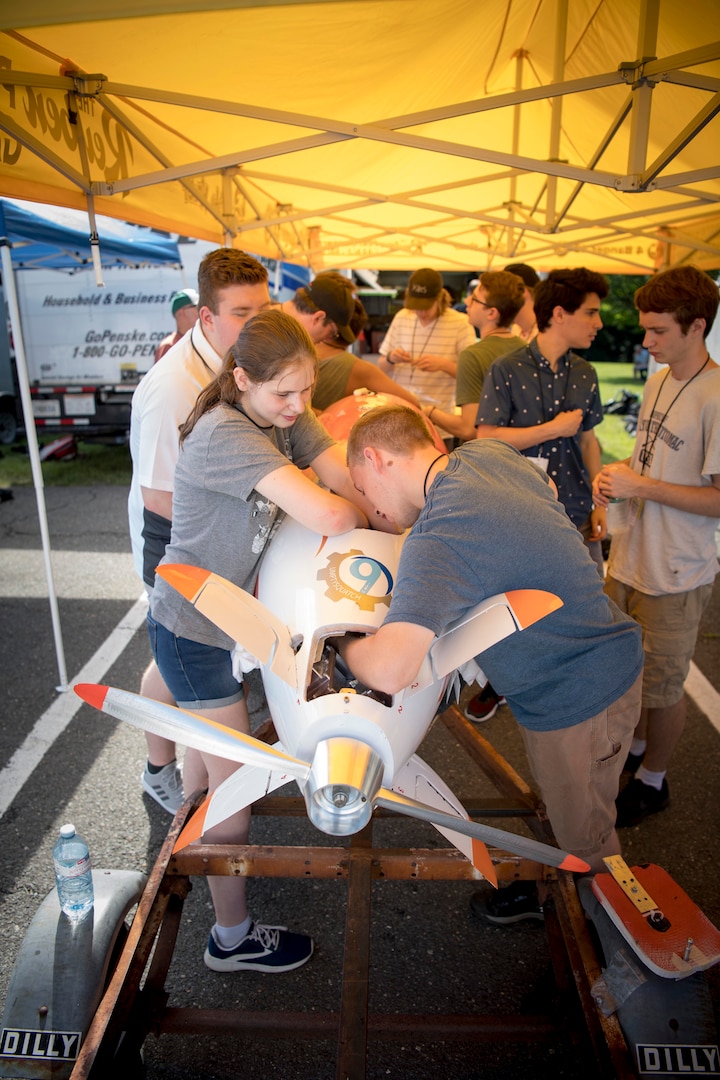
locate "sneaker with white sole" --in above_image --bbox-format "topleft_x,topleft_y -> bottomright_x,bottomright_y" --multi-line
141,761 -> 184,814
464,684 -> 507,723
204,922 -> 314,973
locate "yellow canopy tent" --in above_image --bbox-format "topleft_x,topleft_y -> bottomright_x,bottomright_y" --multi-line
1,0 -> 719,275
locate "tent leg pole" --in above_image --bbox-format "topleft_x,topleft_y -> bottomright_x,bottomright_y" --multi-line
0,241 -> 69,692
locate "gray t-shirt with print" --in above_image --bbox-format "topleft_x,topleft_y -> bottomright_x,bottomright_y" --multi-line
150,402 -> 334,648
607,365 -> 720,595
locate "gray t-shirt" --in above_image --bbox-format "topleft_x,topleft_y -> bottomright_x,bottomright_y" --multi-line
384,440 -> 643,732
150,402 -> 334,648
607,365 -> 720,595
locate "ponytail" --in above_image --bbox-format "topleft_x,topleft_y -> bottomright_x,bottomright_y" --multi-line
179,355 -> 238,444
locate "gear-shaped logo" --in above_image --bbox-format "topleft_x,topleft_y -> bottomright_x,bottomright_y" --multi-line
317,549 -> 394,611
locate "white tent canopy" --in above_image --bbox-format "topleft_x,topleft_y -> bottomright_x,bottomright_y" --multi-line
0,0 -> 718,275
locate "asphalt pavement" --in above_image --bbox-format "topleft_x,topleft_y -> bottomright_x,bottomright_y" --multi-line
0,484 -> 718,1080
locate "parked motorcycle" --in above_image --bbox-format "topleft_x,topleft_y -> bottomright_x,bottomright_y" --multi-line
602,388 -> 640,436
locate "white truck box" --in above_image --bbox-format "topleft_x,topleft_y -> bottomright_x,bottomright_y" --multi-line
18,264 -> 185,437
9,230 -> 313,440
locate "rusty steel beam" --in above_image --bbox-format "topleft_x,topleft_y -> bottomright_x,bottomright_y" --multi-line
440,706 -> 540,811
252,794 -> 536,817
168,844 -> 543,882
550,873 -> 636,1079
71,795 -> 201,1078
337,828 -> 374,1080
68,715 -> 628,1078
159,1007 -> 560,1041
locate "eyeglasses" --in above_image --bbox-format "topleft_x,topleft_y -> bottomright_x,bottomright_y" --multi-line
468,294 -> 491,308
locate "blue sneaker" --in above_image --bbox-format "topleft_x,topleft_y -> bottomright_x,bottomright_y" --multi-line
470,880 -> 544,925
204,922 -> 314,973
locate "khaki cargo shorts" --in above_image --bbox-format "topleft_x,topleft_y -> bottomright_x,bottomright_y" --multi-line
604,577 -> 713,709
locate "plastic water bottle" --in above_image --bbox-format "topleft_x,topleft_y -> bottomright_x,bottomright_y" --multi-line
53,823 -> 94,922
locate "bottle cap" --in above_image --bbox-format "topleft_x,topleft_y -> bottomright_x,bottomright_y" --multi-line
60,823 -> 76,838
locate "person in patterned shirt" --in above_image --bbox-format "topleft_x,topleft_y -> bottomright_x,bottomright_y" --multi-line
379,268 -> 476,444
476,268 -> 608,572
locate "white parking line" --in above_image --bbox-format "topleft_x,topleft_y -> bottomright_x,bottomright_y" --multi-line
685,663 -> 720,736
0,595 -> 147,819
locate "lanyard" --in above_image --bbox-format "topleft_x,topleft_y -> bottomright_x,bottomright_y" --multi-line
189,325 -> 216,377
233,402 -> 294,463
638,357 -> 709,474
410,315 -> 439,360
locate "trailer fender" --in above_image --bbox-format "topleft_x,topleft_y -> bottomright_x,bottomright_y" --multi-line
0,869 -> 146,1079
578,878 -> 719,1078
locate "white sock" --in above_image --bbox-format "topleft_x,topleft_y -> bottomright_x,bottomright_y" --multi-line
629,738 -> 647,757
214,916 -> 252,949
635,765 -> 666,791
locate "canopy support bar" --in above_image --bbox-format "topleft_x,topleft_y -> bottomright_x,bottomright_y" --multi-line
545,0 -> 568,231
0,240 -> 68,693
626,0 -> 660,178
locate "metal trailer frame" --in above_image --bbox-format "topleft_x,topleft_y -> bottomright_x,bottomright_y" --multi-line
69,706 -> 636,1080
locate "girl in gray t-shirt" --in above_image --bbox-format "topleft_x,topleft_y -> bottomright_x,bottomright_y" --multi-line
148,309 -> 369,975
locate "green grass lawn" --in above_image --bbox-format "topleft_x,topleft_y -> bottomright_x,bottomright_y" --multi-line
0,361 -> 641,489
593,361 -> 641,465
0,437 -> 132,488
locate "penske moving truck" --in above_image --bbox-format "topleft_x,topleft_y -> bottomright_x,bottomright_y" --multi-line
1,197 -> 186,441
1,197 -> 314,441
18,263 -> 187,439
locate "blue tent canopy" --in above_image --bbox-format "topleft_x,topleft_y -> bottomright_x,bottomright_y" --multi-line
276,259 -> 312,293
0,199 -> 180,270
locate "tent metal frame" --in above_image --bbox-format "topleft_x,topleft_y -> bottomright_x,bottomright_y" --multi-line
1,2 -> 719,270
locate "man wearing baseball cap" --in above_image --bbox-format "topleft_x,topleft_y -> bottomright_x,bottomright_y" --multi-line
378,268 -> 475,442
283,272 -> 356,345
154,288 -> 200,363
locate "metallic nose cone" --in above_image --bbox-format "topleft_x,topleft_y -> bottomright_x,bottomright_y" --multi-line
304,737 -> 384,835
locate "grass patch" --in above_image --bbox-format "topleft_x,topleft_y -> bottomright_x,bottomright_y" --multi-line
0,437 -> 132,488
0,360 -> 640,489
593,361 -> 641,465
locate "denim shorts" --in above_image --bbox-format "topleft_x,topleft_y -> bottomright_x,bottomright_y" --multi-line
146,612 -> 244,709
